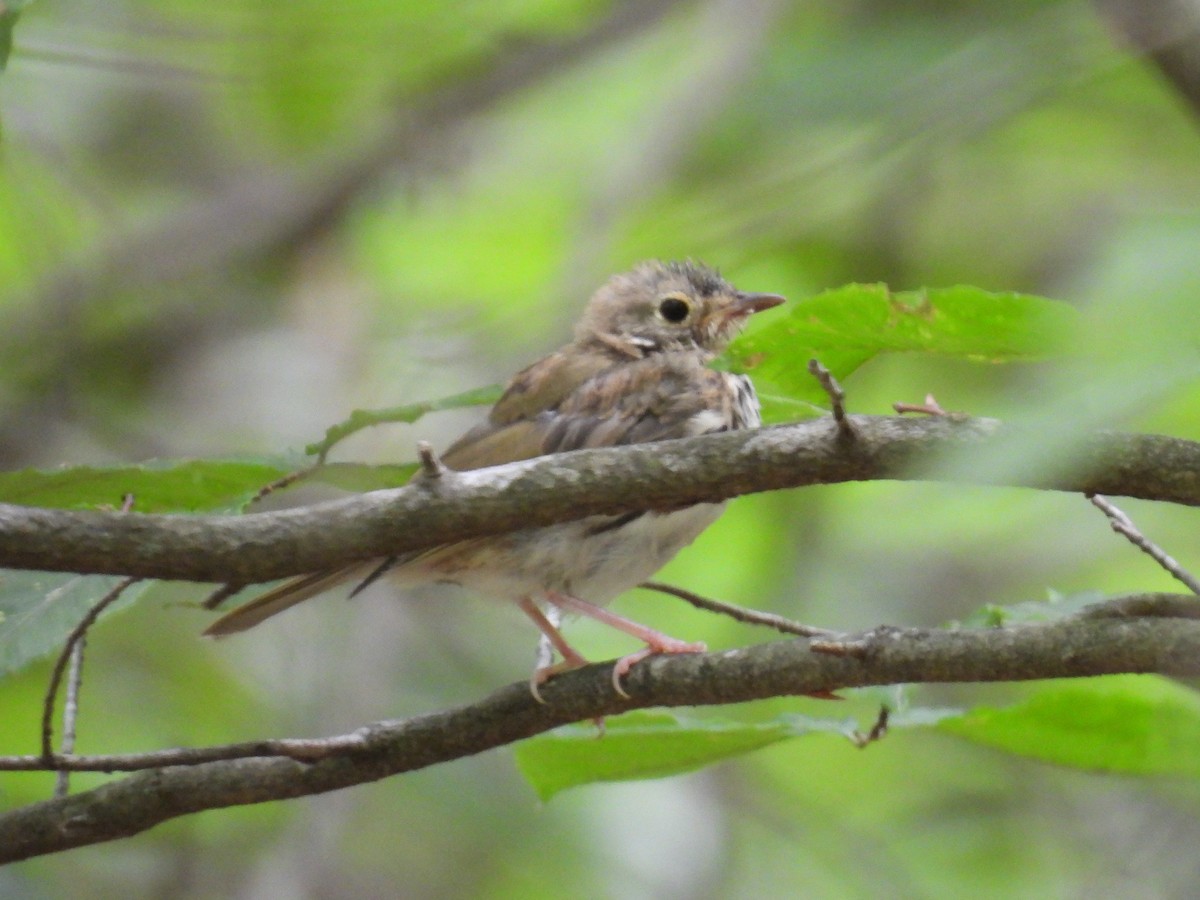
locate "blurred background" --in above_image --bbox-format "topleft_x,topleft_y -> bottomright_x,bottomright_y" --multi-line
2,0 -> 1200,896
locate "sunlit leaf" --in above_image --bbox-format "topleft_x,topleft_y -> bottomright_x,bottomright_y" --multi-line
937,675 -> 1200,776
0,459 -> 296,513
514,712 -> 800,800
721,284 -> 1079,422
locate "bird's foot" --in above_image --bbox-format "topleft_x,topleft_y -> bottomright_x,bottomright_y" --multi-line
610,636 -> 707,699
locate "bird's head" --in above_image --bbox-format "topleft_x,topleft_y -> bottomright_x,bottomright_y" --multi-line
577,260 -> 785,357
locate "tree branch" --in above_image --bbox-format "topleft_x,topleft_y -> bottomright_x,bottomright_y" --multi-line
0,415 -> 1197,584
2,595 -> 1198,862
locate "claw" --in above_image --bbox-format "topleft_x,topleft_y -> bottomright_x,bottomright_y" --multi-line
529,658 -> 588,703
611,636 -> 707,699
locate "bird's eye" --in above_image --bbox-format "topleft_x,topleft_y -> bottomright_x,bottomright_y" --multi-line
658,295 -> 691,323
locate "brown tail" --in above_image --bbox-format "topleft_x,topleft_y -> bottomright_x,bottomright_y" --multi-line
202,564 -> 371,636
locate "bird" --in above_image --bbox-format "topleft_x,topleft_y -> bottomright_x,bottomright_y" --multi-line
204,260 -> 785,697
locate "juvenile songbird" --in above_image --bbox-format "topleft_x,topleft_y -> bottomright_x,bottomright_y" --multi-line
204,260 -> 784,696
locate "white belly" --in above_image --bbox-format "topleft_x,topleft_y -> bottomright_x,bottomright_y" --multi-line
397,502 -> 726,606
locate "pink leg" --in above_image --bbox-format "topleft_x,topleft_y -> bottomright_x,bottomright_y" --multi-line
518,597 -> 591,703
544,591 -> 706,698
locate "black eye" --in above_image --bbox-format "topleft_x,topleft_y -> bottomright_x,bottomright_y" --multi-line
658,296 -> 691,323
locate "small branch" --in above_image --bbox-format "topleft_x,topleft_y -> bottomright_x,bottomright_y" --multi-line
249,465 -> 319,506
639,581 -> 835,637
5,733 -> 375,774
849,706 -> 890,748
416,441 -> 447,479
894,393 -> 950,416
807,358 -> 852,437
54,640 -> 87,799
1087,493 -> 1200,595
3,594 -> 1199,862
40,578 -> 140,764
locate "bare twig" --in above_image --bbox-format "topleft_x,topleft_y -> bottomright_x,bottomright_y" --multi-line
3,595 -> 1200,861
40,577 -> 141,763
416,441 -> 447,479
639,581 -> 836,637
807,358 -> 852,437
8,732 -> 374,773
1087,493 -> 1200,594
849,706 -> 890,748
53,639 -> 87,799
894,393 -> 950,416
249,465 -> 319,506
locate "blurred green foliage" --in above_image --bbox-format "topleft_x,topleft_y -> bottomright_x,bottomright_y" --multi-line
2,0 -> 1200,896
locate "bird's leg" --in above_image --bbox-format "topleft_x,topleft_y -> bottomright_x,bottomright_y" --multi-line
544,590 -> 706,699
518,597 -> 591,703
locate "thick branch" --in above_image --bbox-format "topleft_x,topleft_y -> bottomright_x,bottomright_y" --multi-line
1,416 -> 1197,583
2,597 -> 1198,862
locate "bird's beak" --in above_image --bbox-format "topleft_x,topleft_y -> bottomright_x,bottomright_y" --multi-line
734,292 -> 786,316
705,291 -> 785,340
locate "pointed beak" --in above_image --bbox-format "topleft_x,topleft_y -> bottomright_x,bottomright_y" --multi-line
705,291 -> 786,341
734,292 -> 786,316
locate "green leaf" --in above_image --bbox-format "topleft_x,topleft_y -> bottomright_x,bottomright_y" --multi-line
0,457 -> 431,516
514,711 -> 855,801
0,571 -> 150,676
305,384 -> 503,461
721,284 -> 1079,422
0,459 -> 296,513
937,675 -> 1200,776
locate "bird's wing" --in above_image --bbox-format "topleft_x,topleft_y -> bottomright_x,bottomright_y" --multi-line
443,350 -> 729,468
202,564 -> 375,636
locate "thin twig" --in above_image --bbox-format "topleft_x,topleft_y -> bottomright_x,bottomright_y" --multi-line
8,732 -> 374,773
416,441 -> 447,479
40,577 -> 141,763
807,358 -> 853,437
53,638 -> 87,798
0,594 -> 1195,784
639,581 -> 836,637
849,706 -> 890,748
1087,493 -> 1200,595
0,593 -> 1197,784
249,464 -> 319,506
894,393 -> 949,416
